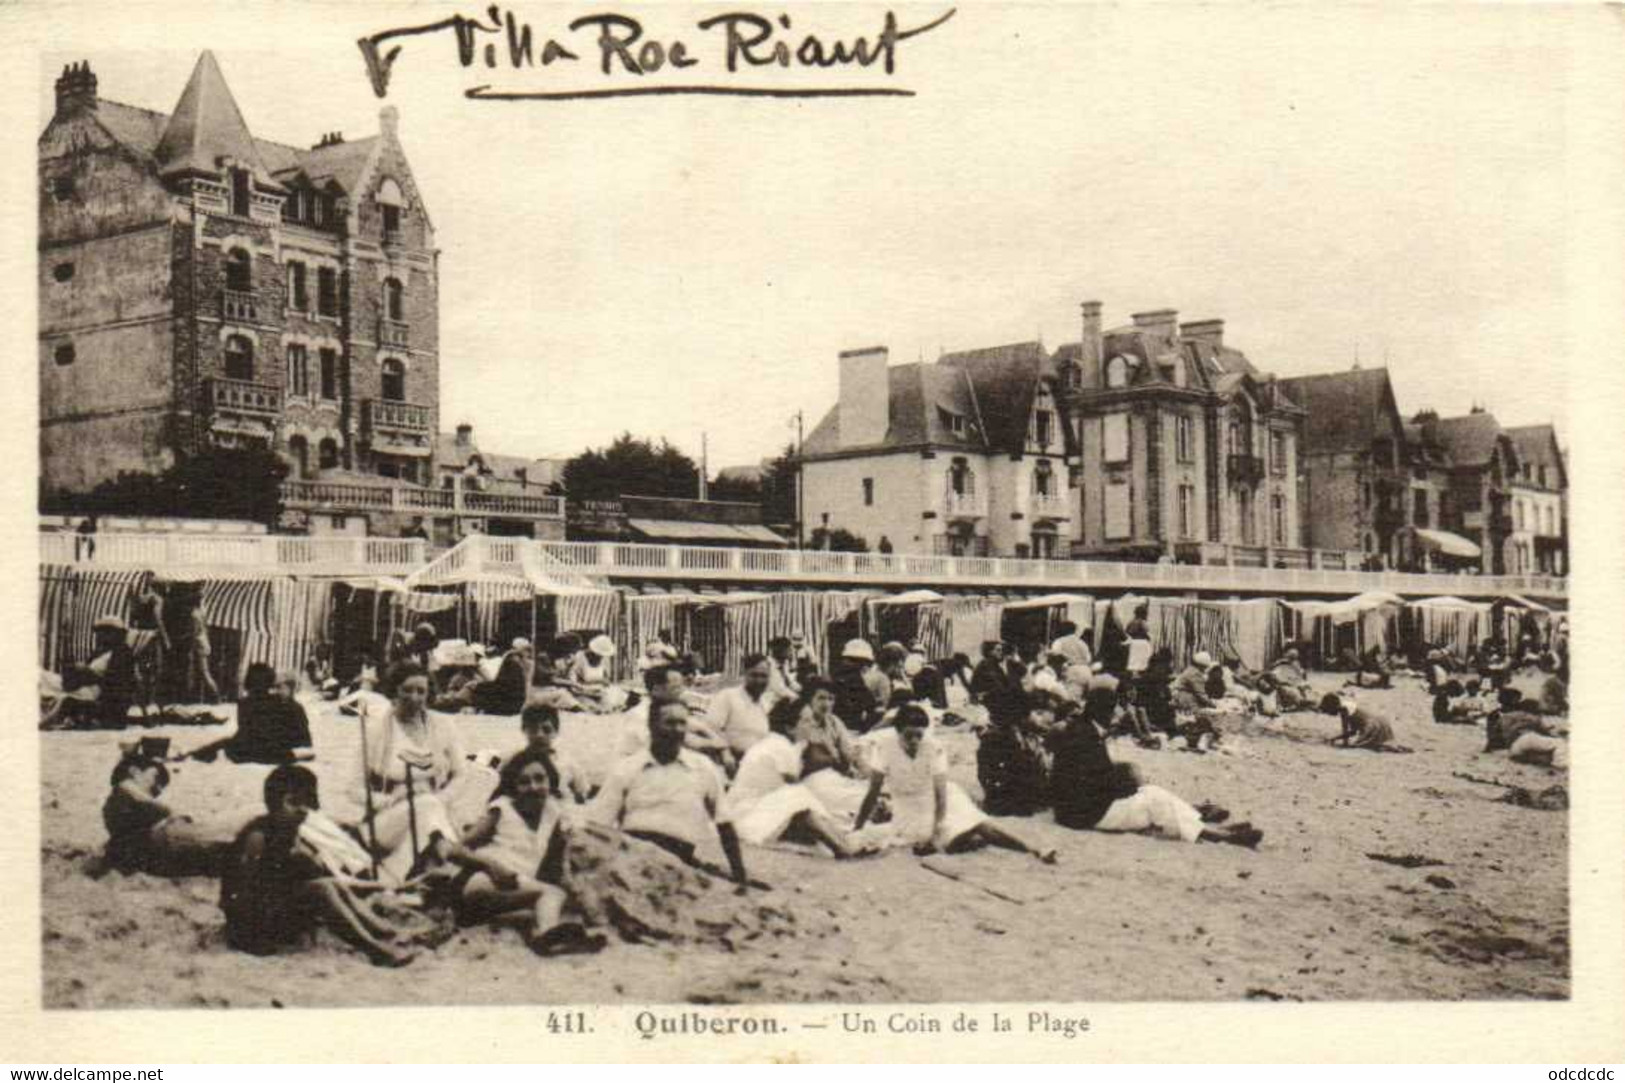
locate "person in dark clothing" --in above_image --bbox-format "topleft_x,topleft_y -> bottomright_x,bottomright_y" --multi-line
472,639 -> 534,716
179,664 -> 314,764
94,620 -> 138,729
832,640 -> 881,733
219,765 -> 414,966
1135,648 -> 1178,737
1050,712 -> 1262,847
101,754 -> 238,876
976,692 -> 1059,817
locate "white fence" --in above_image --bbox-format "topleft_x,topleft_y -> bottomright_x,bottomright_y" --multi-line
38,530 -> 1566,599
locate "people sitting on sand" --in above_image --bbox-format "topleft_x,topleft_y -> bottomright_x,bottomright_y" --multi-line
405,623 -> 440,673
1431,680 -> 1480,725
1134,650 -> 1177,738
567,635 -> 620,709
42,616 -> 138,731
637,629 -> 680,675
1317,693 -> 1402,752
448,638 -> 533,716
616,664 -> 726,759
1172,651 -> 1216,713
452,746 -> 606,956
1351,645 -> 1393,689
707,653 -> 777,766
721,699 -> 873,857
337,660 -> 389,719
1251,673 -> 1281,718
101,753 -> 240,876
1539,671 -> 1568,716
977,691 -> 1059,816
1269,649 -> 1315,711
766,636 -> 802,700
220,764 -> 415,967
1484,698 -> 1567,768
941,653 -> 976,710
1050,621 -> 1092,669
855,704 -> 1055,862
833,639 -> 883,734
1049,705 -> 1263,848
177,664 -> 316,765
362,663 -> 468,880
510,702 -> 591,804
591,700 -> 751,892
797,676 -> 870,821
303,646 -> 340,699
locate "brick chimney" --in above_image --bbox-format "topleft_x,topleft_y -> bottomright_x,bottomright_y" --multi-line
837,346 -> 889,448
1131,308 -> 1179,344
455,422 -> 474,449
1180,318 -> 1223,348
54,61 -> 98,119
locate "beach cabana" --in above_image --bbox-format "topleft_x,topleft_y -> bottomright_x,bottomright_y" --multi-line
863,590 -> 949,660
1404,595 -> 1491,660
1282,592 -> 1401,668
998,593 -> 1094,659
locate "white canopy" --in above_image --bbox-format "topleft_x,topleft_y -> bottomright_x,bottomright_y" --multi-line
1412,528 -> 1482,560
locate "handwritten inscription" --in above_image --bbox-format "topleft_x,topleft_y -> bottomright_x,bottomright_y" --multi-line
359,6 -> 956,100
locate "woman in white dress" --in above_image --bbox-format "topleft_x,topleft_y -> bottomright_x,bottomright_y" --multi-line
453,747 -> 605,955
796,676 -> 871,822
360,663 -> 469,879
722,699 -> 872,857
855,704 -> 1056,862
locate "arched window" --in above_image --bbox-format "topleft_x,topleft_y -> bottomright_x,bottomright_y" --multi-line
224,334 -> 254,380
287,435 -> 309,479
381,358 -> 406,401
384,278 -> 404,321
1105,355 -> 1129,389
225,248 -> 252,292
317,438 -> 339,470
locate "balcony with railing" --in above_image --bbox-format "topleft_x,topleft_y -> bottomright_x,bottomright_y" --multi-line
1227,454 -> 1265,487
378,317 -> 410,349
41,530 -> 423,574
205,378 -> 281,419
363,399 -> 431,435
943,489 -> 987,519
280,479 -> 564,520
1029,490 -> 1070,519
221,289 -> 257,322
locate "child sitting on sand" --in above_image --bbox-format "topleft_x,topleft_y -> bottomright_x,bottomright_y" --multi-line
219,765 -> 415,966
453,747 -> 606,956
102,754 -> 241,876
511,703 -> 590,804
976,691 -> 1057,817
855,704 -> 1056,863
1431,680 -> 1481,725
1318,693 -> 1404,752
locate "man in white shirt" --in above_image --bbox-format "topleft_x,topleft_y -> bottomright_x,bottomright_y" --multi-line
707,654 -> 776,761
1050,621 -> 1092,669
592,700 -> 750,890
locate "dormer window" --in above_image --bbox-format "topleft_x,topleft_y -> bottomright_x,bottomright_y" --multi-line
1105,355 -> 1129,389
1033,410 -> 1054,447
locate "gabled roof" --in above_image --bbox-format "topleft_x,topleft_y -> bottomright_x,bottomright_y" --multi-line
1503,424 -> 1567,488
1277,368 -> 1399,455
154,51 -> 274,183
938,340 -> 1051,451
1428,412 -> 1505,468
802,344 -> 1057,459
64,54 -> 378,196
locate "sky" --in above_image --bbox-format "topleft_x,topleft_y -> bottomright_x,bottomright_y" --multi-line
37,3 -> 1583,469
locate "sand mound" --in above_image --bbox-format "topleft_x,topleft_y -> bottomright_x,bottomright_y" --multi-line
566,823 -> 836,948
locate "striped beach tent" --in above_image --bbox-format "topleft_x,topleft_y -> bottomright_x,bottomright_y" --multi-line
40,565 -> 149,671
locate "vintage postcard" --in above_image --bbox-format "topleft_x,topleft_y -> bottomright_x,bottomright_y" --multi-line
1,0 -> 1621,1064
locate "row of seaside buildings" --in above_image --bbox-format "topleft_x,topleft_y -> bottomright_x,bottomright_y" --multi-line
39,54 -> 1566,577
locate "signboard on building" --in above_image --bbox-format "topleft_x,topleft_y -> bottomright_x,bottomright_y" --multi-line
567,499 -> 630,540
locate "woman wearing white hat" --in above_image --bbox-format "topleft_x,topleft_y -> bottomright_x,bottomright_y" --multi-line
568,634 -> 620,711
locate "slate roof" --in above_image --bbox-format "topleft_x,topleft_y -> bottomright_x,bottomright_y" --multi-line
1276,368 -> 1399,455
78,52 -> 377,194
1428,412 -> 1505,468
802,343 -> 1054,459
1503,424 -> 1567,488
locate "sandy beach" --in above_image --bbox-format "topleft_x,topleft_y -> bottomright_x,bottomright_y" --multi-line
40,671 -> 1569,1008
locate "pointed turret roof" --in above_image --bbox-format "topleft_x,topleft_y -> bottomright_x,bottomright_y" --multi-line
155,51 -> 271,180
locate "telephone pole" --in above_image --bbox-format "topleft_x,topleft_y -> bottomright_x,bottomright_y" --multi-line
699,432 -> 709,501
794,410 -> 805,549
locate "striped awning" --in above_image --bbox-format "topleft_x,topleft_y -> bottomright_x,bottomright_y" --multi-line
1412,527 -> 1481,560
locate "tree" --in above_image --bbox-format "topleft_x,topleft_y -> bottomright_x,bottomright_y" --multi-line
41,445 -> 290,526
562,433 -> 701,502
761,442 -> 799,528
808,526 -> 868,552
708,472 -> 762,504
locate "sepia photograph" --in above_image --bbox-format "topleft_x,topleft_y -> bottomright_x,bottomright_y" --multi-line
11,0 -> 1620,1056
